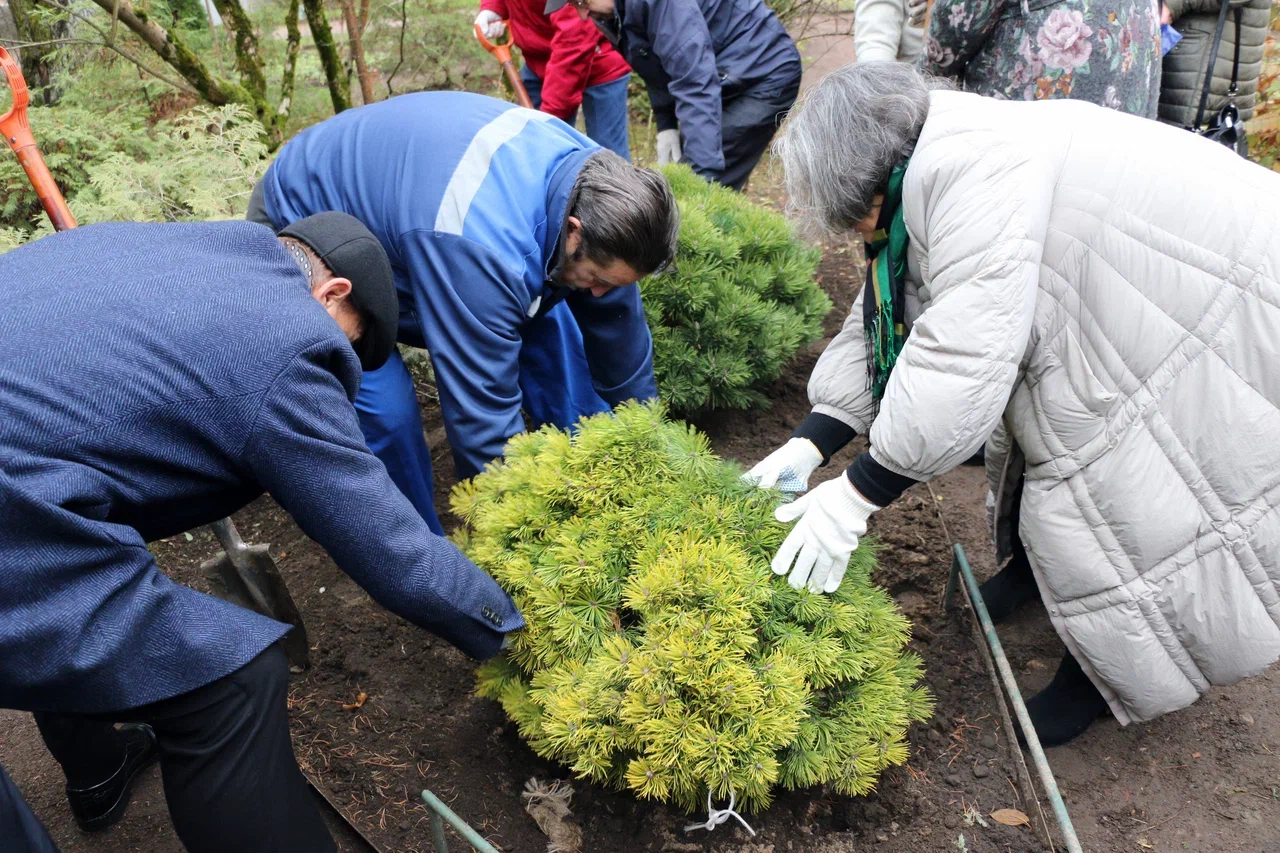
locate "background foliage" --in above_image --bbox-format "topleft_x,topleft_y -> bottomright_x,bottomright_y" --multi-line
0,103 -> 267,247
453,402 -> 931,813
642,165 -> 829,416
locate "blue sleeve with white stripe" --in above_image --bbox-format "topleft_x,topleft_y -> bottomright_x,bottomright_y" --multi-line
400,229 -> 528,480
566,285 -> 658,405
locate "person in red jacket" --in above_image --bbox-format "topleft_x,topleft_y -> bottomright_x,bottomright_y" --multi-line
475,0 -> 631,159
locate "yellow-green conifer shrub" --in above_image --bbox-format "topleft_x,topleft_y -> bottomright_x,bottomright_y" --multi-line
642,165 -> 831,415
452,402 -> 932,813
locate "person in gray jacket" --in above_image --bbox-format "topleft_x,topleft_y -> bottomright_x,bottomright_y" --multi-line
1159,0 -> 1269,130
552,0 -> 802,190
855,0 -> 925,63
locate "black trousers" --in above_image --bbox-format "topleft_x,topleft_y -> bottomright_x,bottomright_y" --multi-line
33,645 -> 334,853
712,76 -> 802,191
1,763 -> 58,853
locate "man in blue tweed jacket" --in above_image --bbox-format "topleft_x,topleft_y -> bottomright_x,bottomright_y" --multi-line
250,91 -> 680,534
0,214 -> 522,852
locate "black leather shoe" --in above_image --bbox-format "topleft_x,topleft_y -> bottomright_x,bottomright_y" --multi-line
977,551 -> 1040,624
1018,651 -> 1110,748
66,723 -> 159,832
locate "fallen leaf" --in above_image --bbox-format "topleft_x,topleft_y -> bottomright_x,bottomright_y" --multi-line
1136,838 -> 1154,849
342,691 -> 368,711
1192,752 -> 1202,759
989,808 -> 1030,827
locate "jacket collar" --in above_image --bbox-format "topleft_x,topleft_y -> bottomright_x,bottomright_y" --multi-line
543,145 -> 596,281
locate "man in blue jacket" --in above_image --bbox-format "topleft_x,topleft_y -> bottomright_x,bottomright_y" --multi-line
1,765 -> 58,853
553,0 -> 802,190
0,213 -> 522,852
249,92 -> 680,534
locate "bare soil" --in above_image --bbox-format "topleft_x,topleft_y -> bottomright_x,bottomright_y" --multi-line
3,156 -> 1277,853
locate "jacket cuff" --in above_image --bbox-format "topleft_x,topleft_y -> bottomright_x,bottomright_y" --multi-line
653,106 -> 678,132
846,450 -> 918,508
792,411 -> 857,464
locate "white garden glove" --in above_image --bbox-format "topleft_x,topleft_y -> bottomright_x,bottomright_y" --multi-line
906,0 -> 928,26
772,475 -> 879,594
743,438 -> 823,494
474,9 -> 506,40
656,129 -> 682,165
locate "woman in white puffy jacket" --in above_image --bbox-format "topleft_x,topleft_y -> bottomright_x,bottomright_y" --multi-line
855,0 -> 925,62
747,61 -> 1280,746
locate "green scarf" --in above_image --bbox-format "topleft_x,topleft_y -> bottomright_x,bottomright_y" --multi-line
862,160 -> 910,400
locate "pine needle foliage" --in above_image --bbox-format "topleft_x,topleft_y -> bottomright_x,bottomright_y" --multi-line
1,103 -> 267,246
641,165 -> 830,416
453,402 -> 932,813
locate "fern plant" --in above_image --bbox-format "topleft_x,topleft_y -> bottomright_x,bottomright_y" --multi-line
452,402 -> 931,813
642,165 -> 830,416
1,104 -> 267,247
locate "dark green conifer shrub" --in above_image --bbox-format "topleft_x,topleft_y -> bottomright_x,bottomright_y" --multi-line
641,165 -> 830,416
452,402 -> 931,812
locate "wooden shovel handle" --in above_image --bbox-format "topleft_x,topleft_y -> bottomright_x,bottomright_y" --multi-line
473,23 -> 535,109
0,46 -> 77,232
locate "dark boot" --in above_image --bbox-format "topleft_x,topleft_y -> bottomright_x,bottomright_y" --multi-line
65,723 -> 159,832
977,545 -> 1039,624
962,446 -> 986,466
1019,651 -> 1110,748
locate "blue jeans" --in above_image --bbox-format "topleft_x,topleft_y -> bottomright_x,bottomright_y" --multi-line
520,67 -> 631,161
353,303 -> 608,532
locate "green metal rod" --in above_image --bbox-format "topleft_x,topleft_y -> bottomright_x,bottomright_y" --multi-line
420,790 -> 501,853
951,544 -> 1083,853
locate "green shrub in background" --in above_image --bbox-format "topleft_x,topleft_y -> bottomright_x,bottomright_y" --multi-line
0,104 -> 267,249
453,402 -> 931,813
643,165 -> 830,416
0,101 -> 155,234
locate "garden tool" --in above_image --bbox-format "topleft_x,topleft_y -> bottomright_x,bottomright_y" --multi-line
0,46 -> 310,668
473,22 -> 535,109
0,47 -> 76,231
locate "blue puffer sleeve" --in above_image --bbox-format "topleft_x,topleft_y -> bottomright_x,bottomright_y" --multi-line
566,283 -> 658,405
244,339 -> 524,659
400,229 -> 531,480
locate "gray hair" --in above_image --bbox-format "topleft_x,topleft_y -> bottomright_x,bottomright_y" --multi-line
571,150 -> 681,277
774,62 -> 951,236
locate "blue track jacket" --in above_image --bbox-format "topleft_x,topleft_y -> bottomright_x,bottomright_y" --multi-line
258,92 -> 658,479
0,222 -> 522,714
595,0 -> 801,177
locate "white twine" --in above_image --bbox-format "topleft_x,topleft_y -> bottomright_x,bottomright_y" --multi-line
683,790 -> 756,837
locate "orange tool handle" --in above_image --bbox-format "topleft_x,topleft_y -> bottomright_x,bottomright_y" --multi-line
473,22 -> 535,109
0,46 -> 77,232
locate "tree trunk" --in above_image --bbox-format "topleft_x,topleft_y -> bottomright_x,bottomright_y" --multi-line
209,0 -> 274,131
277,0 -> 300,126
339,0 -> 374,104
0,0 -> 20,61
5,0 -> 60,103
300,0 -> 350,113
84,0 -> 237,105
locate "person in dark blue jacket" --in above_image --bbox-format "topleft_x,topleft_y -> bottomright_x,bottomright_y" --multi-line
1,764 -> 58,853
552,0 -> 802,189
249,91 -> 680,534
0,214 -> 523,852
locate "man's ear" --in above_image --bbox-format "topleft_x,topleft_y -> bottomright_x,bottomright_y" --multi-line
313,276 -> 353,308
565,215 -> 582,257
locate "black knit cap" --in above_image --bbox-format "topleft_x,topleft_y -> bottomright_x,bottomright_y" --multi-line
279,212 -> 397,371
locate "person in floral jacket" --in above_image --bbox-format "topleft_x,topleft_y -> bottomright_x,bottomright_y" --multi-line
920,0 -> 1163,117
